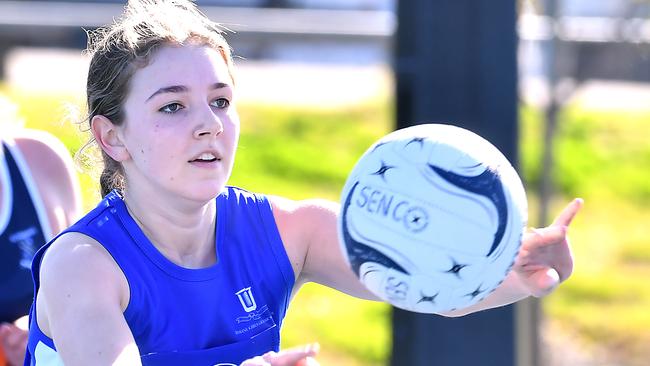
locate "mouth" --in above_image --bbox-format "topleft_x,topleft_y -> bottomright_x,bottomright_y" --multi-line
189,152 -> 221,163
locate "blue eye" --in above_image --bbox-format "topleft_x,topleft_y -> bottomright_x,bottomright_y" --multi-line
159,103 -> 184,114
211,98 -> 230,109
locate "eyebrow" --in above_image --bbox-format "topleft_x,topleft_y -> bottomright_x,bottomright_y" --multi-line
146,82 -> 231,102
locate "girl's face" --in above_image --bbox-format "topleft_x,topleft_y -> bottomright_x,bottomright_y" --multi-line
119,44 -> 239,202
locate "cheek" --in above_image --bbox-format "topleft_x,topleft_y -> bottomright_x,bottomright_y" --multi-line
134,129 -> 176,168
226,115 -> 241,145
225,127 -> 240,154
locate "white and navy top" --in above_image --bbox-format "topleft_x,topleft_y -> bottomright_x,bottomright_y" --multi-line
26,187 -> 295,366
0,139 -> 51,323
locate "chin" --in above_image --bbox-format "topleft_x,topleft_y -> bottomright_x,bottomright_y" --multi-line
185,182 -> 226,202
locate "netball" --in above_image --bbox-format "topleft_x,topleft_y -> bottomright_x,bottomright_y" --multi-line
338,123 -> 528,313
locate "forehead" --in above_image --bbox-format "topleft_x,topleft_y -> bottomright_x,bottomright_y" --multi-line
129,45 -> 232,93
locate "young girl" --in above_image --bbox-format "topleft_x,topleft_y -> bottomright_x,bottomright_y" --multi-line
25,1 -> 582,365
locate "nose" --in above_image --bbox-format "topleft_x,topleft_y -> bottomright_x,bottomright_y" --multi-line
193,106 -> 224,138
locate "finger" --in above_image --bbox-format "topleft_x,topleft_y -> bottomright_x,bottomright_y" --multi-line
0,322 -> 10,339
552,198 -> 584,227
261,351 -> 278,362
267,343 -> 319,366
6,327 -> 28,348
523,226 -> 566,247
295,356 -> 320,366
241,355 -> 271,366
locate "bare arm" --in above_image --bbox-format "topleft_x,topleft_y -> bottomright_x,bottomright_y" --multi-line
271,196 -> 379,300
37,232 -> 141,366
272,195 -> 582,316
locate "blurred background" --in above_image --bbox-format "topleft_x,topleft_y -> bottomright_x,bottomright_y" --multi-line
0,0 -> 649,365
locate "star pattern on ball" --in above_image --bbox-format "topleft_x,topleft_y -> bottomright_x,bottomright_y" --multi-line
409,213 -> 422,224
445,259 -> 468,279
465,284 -> 486,299
406,136 -> 426,148
371,141 -> 389,152
417,291 -> 438,305
371,160 -> 395,181
403,207 -> 428,232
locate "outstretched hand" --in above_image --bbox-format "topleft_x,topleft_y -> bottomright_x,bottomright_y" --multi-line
514,198 -> 583,297
240,343 -> 320,366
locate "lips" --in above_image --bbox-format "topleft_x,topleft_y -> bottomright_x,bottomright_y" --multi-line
189,150 -> 221,163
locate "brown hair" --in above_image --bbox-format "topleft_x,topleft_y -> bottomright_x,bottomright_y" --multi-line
85,0 -> 234,197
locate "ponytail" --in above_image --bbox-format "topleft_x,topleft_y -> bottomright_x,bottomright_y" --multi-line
99,152 -> 125,197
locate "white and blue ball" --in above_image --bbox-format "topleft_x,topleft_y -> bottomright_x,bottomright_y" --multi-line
338,124 -> 527,313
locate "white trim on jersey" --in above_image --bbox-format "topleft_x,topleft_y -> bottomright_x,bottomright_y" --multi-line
34,341 -> 64,366
1,138 -> 53,240
0,142 -> 12,235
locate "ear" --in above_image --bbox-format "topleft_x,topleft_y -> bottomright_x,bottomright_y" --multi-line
91,115 -> 130,162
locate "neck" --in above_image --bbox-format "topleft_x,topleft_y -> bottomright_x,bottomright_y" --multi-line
122,185 -> 217,269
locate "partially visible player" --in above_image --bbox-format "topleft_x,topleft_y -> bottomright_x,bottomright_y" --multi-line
0,99 -> 81,366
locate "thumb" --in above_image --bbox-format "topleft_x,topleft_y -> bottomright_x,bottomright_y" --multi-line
528,268 -> 561,297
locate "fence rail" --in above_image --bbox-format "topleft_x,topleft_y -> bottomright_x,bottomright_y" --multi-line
2,1 -> 649,42
0,2 -> 648,81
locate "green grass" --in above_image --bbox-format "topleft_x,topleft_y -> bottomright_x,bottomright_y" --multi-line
231,103 -> 388,200
282,285 -> 390,365
521,105 -> 650,363
521,106 -> 650,202
3,85 -> 650,365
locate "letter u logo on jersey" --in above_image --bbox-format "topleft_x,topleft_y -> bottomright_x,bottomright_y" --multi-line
235,287 -> 257,312
9,226 -> 39,269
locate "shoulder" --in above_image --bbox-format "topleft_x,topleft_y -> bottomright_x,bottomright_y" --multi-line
35,232 -> 132,351
268,195 -> 339,237
12,130 -> 77,185
39,231 -> 129,310
12,129 -> 71,165
267,195 -> 340,280
12,129 -> 81,228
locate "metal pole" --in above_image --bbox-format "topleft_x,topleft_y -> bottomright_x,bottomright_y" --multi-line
392,1 -> 521,364
539,0 -> 559,228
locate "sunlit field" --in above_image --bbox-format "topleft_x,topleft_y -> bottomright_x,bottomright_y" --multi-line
2,85 -> 649,365
521,106 -> 650,366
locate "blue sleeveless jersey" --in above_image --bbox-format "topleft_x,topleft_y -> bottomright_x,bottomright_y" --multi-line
26,187 -> 295,366
0,140 -> 51,323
